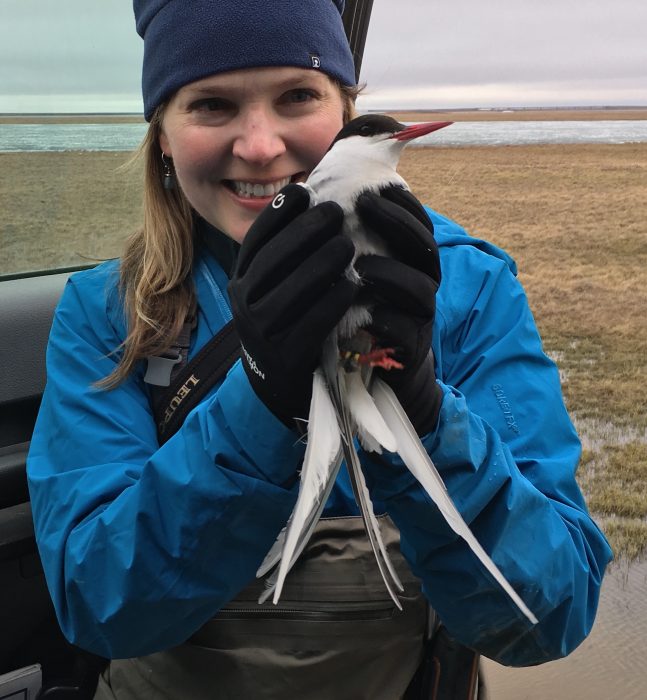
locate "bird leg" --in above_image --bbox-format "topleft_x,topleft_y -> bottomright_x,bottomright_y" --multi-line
339,330 -> 404,371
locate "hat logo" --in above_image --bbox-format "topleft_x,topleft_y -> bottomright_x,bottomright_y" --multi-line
310,55 -> 321,69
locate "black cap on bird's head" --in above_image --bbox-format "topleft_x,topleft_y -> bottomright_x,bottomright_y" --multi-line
330,114 -> 452,149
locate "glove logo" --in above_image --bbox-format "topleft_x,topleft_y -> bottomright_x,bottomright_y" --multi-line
272,193 -> 286,209
242,344 -> 265,381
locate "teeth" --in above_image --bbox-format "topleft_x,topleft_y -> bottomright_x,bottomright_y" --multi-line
230,176 -> 292,198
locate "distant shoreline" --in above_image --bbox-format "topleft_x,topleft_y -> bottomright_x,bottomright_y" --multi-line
386,107 -> 647,122
1,107 -> 646,124
0,114 -> 146,125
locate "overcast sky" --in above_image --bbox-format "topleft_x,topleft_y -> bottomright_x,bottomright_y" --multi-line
1,0 -> 645,113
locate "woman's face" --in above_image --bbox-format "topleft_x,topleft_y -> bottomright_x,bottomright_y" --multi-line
160,66 -> 346,243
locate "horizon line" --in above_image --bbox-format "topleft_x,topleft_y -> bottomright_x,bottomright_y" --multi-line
2,104 -> 647,117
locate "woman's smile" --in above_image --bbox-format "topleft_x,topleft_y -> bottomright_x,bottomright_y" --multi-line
222,171 -> 308,206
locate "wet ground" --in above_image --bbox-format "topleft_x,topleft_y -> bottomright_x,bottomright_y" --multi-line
482,559 -> 647,699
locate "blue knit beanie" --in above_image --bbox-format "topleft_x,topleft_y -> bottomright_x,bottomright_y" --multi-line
134,0 -> 356,121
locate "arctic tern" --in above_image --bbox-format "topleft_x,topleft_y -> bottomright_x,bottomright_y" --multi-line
256,114 -> 538,626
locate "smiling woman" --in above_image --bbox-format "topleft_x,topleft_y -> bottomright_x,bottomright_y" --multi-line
21,1 -> 612,699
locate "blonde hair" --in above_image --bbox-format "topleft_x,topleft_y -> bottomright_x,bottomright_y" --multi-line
103,82 -> 360,387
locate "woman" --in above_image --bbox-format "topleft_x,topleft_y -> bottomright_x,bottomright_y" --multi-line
27,1 -> 612,698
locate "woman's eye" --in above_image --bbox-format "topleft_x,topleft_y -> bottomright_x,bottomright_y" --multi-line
190,98 -> 231,112
284,89 -> 317,104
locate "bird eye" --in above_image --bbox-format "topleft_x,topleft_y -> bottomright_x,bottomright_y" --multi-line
359,124 -> 374,136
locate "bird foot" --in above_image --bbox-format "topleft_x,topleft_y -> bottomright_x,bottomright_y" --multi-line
358,347 -> 404,370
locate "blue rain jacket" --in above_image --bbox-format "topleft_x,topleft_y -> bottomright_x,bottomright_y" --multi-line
27,208 -> 612,666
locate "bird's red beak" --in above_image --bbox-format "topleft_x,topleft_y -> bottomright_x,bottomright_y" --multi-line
391,121 -> 453,141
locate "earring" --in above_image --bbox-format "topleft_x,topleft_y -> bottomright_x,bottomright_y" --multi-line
162,152 -> 176,191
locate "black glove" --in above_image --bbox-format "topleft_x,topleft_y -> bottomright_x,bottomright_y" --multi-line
354,186 -> 442,436
228,184 -> 357,427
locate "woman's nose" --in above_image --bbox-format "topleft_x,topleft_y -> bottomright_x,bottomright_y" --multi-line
232,110 -> 287,165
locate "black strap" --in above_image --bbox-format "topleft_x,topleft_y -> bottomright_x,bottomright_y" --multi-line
151,320 -> 240,445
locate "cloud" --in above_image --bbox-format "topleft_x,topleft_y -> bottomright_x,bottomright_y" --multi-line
360,0 -> 647,107
0,0 -> 645,112
0,94 -> 143,114
0,0 -> 142,99
357,80 -> 647,111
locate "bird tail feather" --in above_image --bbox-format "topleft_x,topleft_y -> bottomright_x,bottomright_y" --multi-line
257,450 -> 342,604
370,378 -> 538,625
269,368 -> 342,604
345,369 -> 397,454
344,437 -> 405,594
338,369 -> 404,608
256,450 -> 343,581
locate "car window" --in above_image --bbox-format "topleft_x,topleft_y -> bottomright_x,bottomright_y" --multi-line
0,1 -> 145,279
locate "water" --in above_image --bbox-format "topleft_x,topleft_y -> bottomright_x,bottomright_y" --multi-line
0,122 -> 148,152
1,120 -> 647,152
482,559 -> 647,700
415,120 -> 647,147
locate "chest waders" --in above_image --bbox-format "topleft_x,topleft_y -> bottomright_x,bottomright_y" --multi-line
94,516 -> 430,700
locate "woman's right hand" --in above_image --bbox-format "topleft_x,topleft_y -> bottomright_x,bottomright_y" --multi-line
228,184 -> 356,426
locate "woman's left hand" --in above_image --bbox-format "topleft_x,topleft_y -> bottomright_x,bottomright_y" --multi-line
354,187 -> 443,436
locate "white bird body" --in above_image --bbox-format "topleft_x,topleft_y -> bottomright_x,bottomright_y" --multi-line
304,127 -> 410,337
257,115 -> 538,626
